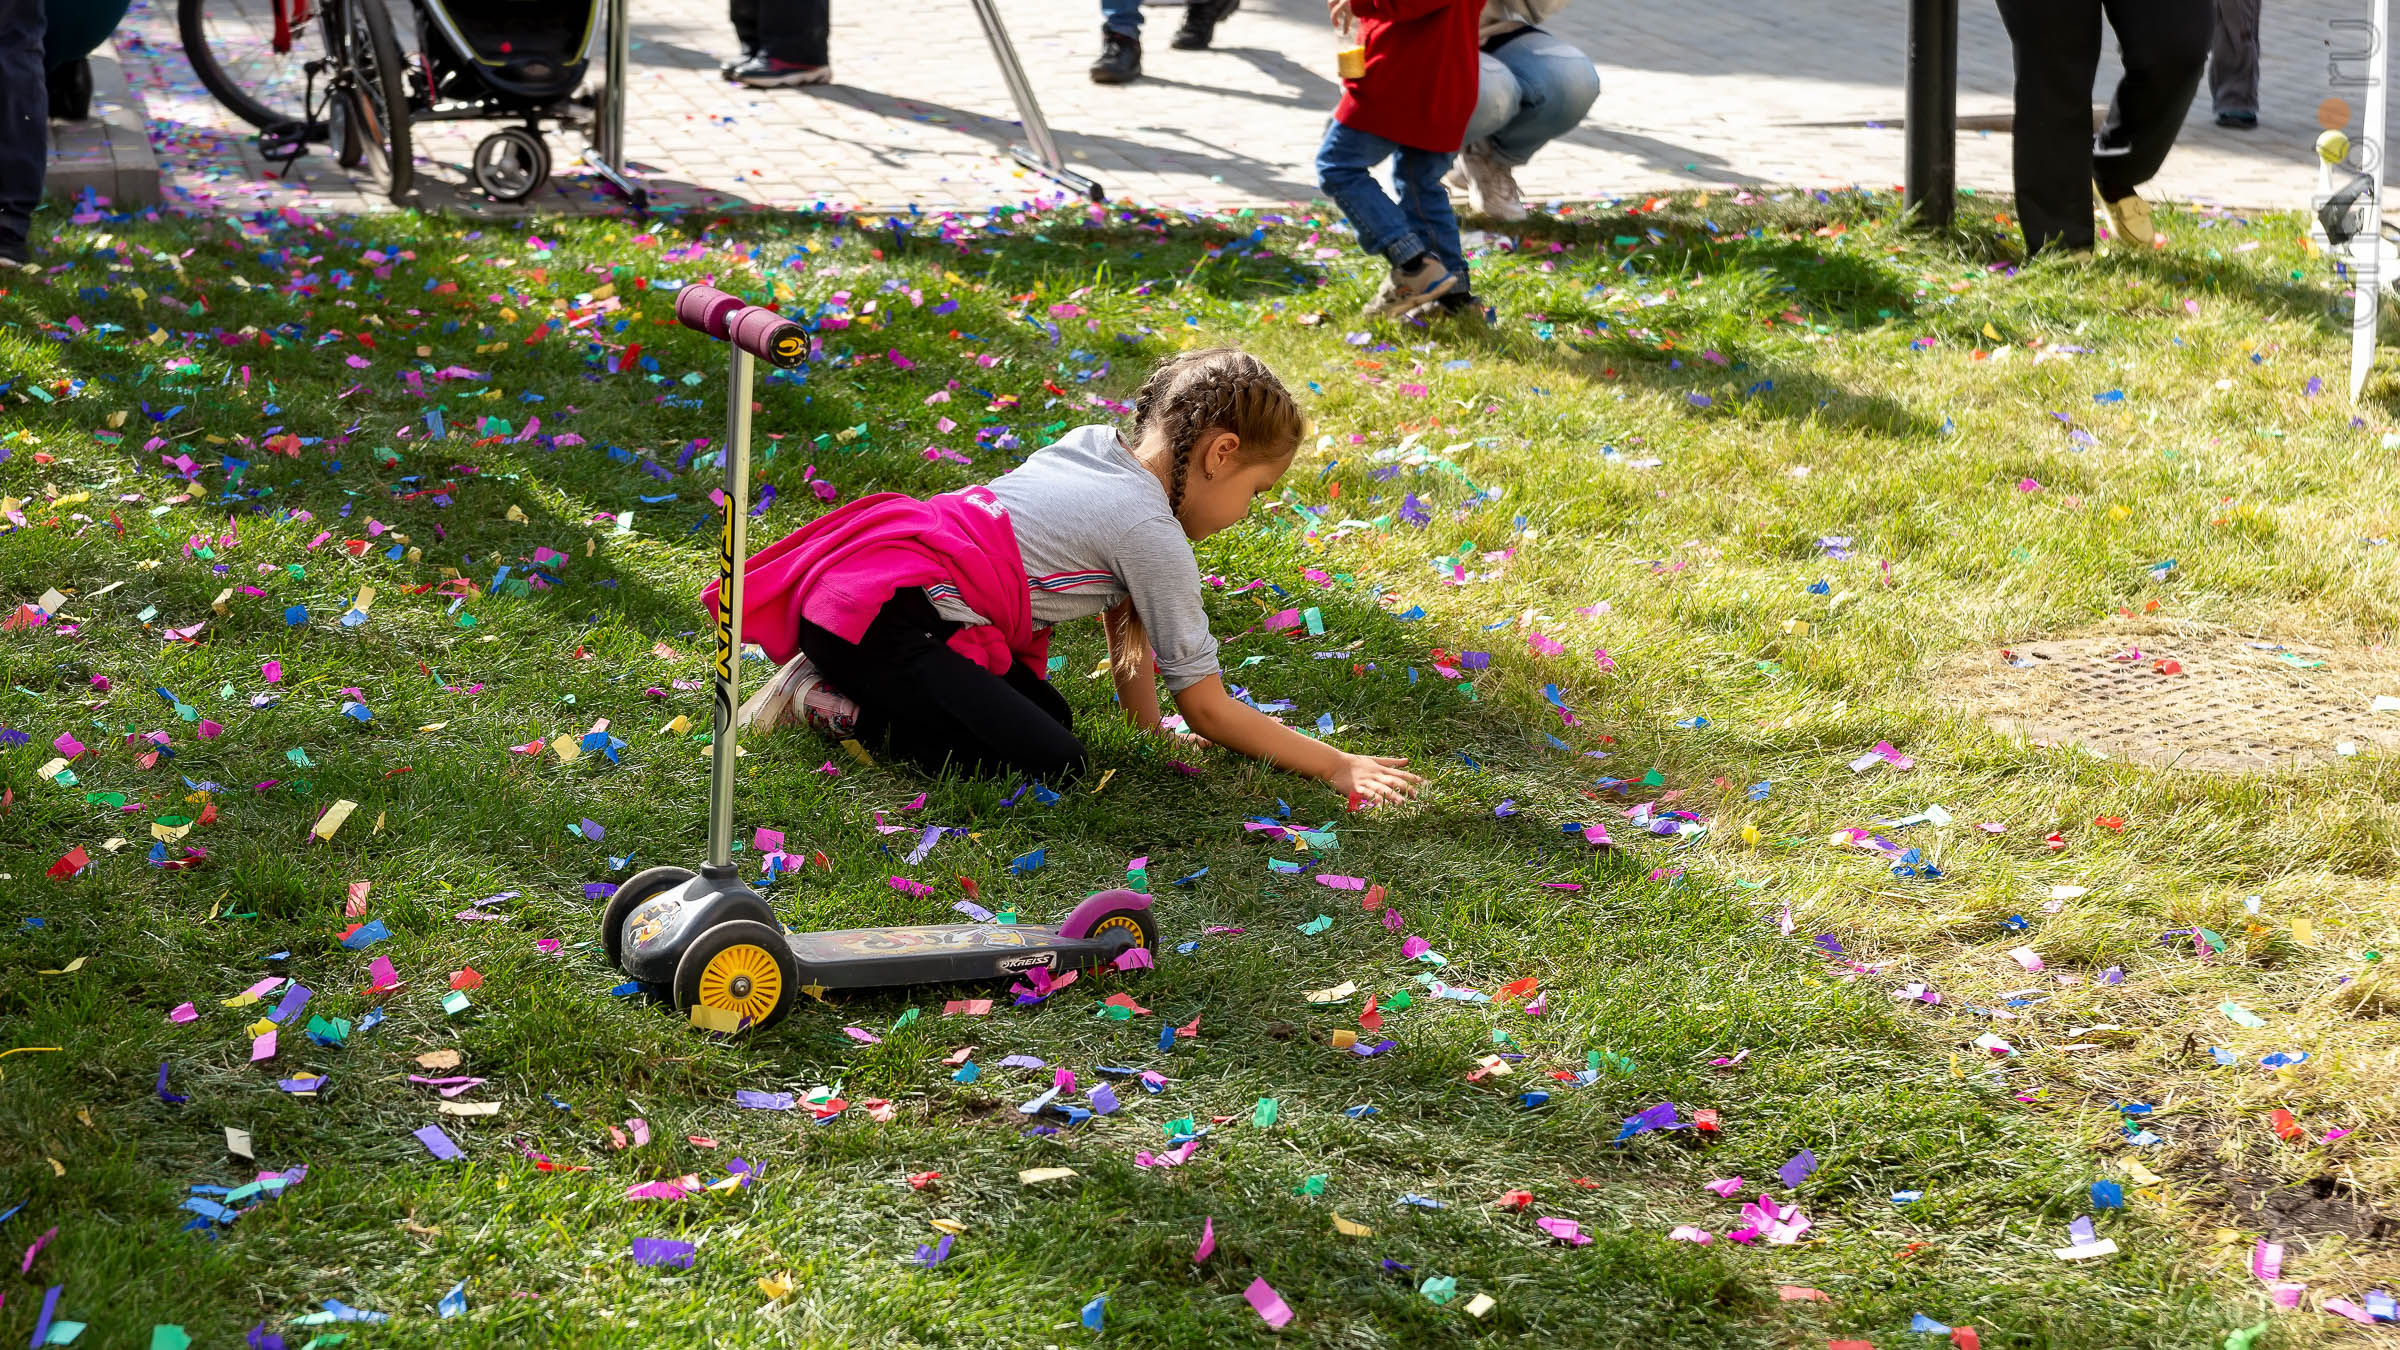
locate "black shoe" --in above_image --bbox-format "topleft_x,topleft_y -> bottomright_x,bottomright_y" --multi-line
1089,29 -> 1141,84
728,55 -> 832,87
719,45 -> 757,77
47,59 -> 92,122
2216,109 -> 2258,129
1171,0 -> 1238,50
0,234 -> 31,269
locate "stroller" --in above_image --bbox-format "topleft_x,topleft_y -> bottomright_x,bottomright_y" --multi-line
180,0 -> 603,203
408,0 -> 602,200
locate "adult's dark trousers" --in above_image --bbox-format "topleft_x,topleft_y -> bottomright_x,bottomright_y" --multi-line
0,0 -> 45,250
1995,0 -> 2210,253
795,588 -> 1084,782
730,0 -> 828,66
2208,0 -> 2260,116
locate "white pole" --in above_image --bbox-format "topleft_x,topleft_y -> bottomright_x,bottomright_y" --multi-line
2350,0 -> 2388,402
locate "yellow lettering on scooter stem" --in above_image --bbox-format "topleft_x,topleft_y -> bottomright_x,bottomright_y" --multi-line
714,501 -> 736,682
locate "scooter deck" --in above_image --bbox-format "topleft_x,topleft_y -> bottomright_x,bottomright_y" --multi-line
787,922 -> 1125,989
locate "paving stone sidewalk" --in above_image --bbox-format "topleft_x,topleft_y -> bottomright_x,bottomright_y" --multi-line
78,0 -> 2400,216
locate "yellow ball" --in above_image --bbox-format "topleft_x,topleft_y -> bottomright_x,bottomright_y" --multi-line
2318,129 -> 2352,164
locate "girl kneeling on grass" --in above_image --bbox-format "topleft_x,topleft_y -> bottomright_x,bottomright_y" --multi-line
706,347 -> 1427,805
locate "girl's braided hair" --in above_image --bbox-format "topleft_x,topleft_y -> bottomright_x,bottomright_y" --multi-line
1110,348 -> 1306,683
1128,348 -> 1306,520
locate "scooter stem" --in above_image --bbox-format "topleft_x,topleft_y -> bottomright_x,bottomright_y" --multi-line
707,345 -> 755,871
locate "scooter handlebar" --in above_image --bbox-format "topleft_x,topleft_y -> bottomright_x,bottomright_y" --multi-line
729,305 -> 808,368
674,285 -> 744,340
674,285 -> 807,369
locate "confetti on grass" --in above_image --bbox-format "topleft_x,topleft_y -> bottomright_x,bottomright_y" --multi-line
1244,1277 -> 1294,1329
631,1238 -> 696,1268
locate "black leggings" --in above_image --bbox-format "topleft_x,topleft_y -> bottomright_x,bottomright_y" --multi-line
796,589 -> 1084,782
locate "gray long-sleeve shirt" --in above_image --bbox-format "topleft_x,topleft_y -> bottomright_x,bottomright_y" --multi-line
927,425 -> 1222,691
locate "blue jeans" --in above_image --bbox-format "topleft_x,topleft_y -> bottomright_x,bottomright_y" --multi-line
1101,0 -> 1142,36
1315,119 -> 1464,282
1460,31 -> 1600,168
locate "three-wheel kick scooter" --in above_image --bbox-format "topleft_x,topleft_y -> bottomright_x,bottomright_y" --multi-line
596,284 -> 1155,1035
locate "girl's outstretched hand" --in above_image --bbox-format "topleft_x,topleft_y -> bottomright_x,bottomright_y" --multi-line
1331,753 -> 1425,805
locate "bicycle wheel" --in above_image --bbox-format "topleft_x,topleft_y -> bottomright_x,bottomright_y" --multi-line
330,0 -> 414,203
178,0 -> 317,131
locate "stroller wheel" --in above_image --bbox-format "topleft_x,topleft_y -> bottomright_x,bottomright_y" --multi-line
473,128 -> 551,203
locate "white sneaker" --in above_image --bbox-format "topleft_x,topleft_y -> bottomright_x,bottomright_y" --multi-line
737,652 -> 860,737
1458,144 -> 1527,223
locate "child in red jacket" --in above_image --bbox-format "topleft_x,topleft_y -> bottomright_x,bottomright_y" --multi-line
1317,0 -> 1483,317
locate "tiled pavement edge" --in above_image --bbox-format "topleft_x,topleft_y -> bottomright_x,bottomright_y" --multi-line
51,0 -> 2400,216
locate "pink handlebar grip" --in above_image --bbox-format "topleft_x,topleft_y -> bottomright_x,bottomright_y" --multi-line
675,285 -> 744,339
728,305 -> 808,368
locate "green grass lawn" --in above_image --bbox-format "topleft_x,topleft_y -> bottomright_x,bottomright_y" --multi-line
4,189 -> 2398,1349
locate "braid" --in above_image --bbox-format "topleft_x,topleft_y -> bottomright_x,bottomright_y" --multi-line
1167,434 -> 1194,516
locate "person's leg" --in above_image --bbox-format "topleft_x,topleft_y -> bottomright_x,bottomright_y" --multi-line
1171,0 -> 1236,50
1001,661 -> 1075,733
796,594 -> 1084,780
1317,120 -> 1423,263
1480,32 -> 1600,167
1091,0 -> 1143,83
1395,145 -> 1466,281
2093,0 -> 2209,195
0,0 -> 44,264
753,0 -> 829,67
2207,0 -> 2260,121
1995,0 -> 2105,252
1460,51 -> 1520,151
47,58 -> 90,122
728,0 -> 762,59
1322,121 -> 1458,312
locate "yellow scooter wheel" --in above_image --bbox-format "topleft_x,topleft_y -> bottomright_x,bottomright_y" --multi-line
671,919 -> 800,1034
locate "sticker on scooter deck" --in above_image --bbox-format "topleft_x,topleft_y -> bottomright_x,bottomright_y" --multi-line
788,923 -> 1045,961
784,922 -> 1103,990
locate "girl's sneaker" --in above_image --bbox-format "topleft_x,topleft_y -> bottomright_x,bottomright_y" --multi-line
1414,290 -> 1491,325
1367,253 -> 1457,316
739,653 -> 861,738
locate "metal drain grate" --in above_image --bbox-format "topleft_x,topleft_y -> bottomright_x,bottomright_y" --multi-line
1949,628 -> 2400,773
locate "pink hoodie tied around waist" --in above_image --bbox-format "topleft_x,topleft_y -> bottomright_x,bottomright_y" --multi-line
701,485 -> 1051,678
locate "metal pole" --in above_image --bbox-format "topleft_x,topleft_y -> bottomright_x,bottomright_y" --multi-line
587,0 -> 649,211
706,346 -> 754,872
965,0 -> 1105,201
1903,0 -> 1957,229
601,0 -> 626,167
2348,0 -> 2389,401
